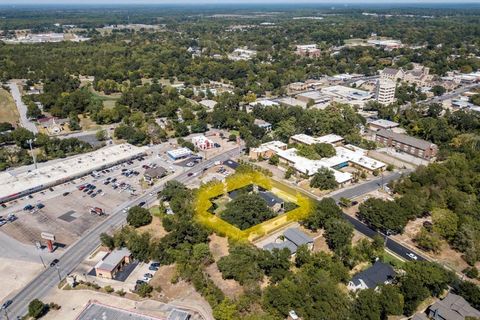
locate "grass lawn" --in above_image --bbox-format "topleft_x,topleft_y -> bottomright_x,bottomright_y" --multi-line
0,88 -> 19,125
150,206 -> 164,218
383,251 -> 405,268
89,88 -> 121,109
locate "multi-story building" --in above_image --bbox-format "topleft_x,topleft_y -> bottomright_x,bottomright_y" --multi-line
295,44 -> 321,58
375,79 -> 396,105
380,68 -> 404,82
375,129 -> 438,160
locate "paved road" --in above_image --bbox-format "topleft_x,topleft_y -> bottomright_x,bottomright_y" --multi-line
2,147 -> 241,320
282,170 -> 428,262
8,82 -> 38,134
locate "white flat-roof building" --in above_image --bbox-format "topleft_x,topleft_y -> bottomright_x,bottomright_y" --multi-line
321,85 -> 373,108
369,119 -> 400,131
167,147 -> 193,160
228,48 -> 257,61
290,133 -> 344,146
0,144 -> 148,203
277,97 -> 308,109
199,99 -> 217,110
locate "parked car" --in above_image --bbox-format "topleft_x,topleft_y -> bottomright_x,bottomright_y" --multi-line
0,220 -> 7,227
23,204 -> 34,211
143,273 -> 153,279
138,201 -> 146,207
187,172 -> 193,177
406,252 -> 418,260
149,265 -> 159,271
1,299 -> 13,309
50,259 -> 59,267
7,214 -> 17,222
49,187 -> 54,192
135,280 -> 146,286
36,203 -> 45,209
141,276 -> 151,283
62,192 -> 70,196
1,203 -> 6,208
87,190 -> 94,195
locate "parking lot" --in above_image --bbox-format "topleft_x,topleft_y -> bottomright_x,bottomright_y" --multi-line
0,153 -> 175,248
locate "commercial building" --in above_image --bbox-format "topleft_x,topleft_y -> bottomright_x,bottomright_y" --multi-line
192,135 -> 214,150
290,133 -> 344,146
368,119 -> 400,131
277,97 -> 308,109
264,228 -> 314,254
144,166 -> 167,181
75,302 -> 163,320
168,309 -> 192,320
380,68 -> 404,82
348,260 -> 395,291
375,79 -> 396,105
427,292 -> 480,320
167,147 -> 193,160
249,141 -> 288,160
0,144 -> 148,203
295,44 -> 321,58
296,91 -> 332,106
288,82 -> 308,92
228,48 -> 257,61
254,119 -> 273,132
321,85 -> 373,108
199,99 -> 217,110
94,248 -> 132,279
375,129 -> 438,160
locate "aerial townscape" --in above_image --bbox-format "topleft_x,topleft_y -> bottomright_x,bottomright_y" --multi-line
1,0 -> 480,320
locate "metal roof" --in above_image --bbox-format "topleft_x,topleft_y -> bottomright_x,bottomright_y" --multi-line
258,191 -> 284,208
283,228 -> 313,247
75,302 -> 162,320
95,248 -> 131,272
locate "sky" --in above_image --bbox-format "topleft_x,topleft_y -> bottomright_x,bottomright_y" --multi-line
3,0 -> 480,4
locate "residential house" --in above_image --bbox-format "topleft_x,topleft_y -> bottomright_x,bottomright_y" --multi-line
348,260 -> 395,291
254,119 -> 273,132
263,228 -> 314,254
428,292 -> 480,320
258,191 -> 284,213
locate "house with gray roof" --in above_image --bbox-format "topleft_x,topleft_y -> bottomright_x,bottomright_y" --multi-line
258,191 -> 284,213
348,260 -> 395,291
428,292 -> 480,320
263,228 -> 314,255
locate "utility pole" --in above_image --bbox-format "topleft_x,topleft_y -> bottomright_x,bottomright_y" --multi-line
27,139 -> 37,170
3,308 -> 9,320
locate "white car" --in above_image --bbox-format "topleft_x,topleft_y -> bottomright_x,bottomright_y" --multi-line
406,252 -> 418,260
141,276 -> 151,283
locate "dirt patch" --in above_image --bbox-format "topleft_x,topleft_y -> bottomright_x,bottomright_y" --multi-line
205,234 -> 244,298
208,234 -> 230,260
0,88 -> 19,125
137,216 -> 168,240
0,257 -> 43,302
392,217 -> 474,274
149,264 -> 196,302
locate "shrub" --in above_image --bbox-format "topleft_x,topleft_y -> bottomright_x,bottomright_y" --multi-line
116,289 -> 126,296
28,299 -> 47,319
104,285 -> 114,293
137,283 -> 153,298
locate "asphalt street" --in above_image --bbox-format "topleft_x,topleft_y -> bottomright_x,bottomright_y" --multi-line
8,82 -> 39,134
2,147 -> 241,320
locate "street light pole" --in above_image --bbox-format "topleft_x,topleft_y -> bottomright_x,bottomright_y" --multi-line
27,139 -> 37,170
55,265 -> 61,282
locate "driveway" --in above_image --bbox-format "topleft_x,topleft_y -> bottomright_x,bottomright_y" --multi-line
8,81 -> 38,134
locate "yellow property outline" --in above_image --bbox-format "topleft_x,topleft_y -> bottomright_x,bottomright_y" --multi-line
194,171 -> 313,241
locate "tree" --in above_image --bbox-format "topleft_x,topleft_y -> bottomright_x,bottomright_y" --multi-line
259,248 -> 291,283
358,198 -> 407,234
217,243 -> 264,285
313,143 -> 336,158
432,208 -> 458,241
302,198 -> 342,231
414,228 -> 441,253
351,289 -> 382,320
100,232 -> 115,250
137,283 -> 153,298
284,166 -> 295,179
127,206 -> 152,228
220,193 -> 276,230
95,129 -> 107,141
379,285 -> 404,317
213,298 -> 238,320
0,122 -> 14,132
431,85 -> 446,97
28,299 -> 47,319
310,167 -> 338,190
324,218 -> 353,256
27,103 -> 42,119
268,154 -> 279,166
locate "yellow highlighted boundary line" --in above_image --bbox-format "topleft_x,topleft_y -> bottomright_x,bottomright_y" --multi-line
194,171 -> 313,242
